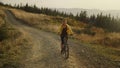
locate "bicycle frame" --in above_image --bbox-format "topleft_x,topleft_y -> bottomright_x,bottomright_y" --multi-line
62,36 -> 69,59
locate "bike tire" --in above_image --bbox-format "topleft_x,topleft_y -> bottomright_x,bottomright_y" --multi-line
62,36 -> 69,59
65,44 -> 69,59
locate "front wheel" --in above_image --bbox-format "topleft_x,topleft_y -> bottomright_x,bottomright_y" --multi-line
61,36 -> 69,59
65,44 -> 69,59
61,45 -> 69,59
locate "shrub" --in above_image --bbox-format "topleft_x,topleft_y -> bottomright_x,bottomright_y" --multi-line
0,23 -> 9,41
82,29 -> 95,36
73,29 -> 81,34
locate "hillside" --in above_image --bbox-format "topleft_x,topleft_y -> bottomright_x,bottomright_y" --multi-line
0,5 -> 120,68
0,6 -> 32,68
9,8 -> 120,48
10,7 -> 120,60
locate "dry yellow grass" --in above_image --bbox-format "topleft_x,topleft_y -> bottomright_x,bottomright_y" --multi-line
11,9 -> 52,25
108,32 -> 120,39
10,8 -> 120,48
0,6 -> 6,10
0,7 -> 32,67
0,28 -> 32,67
88,44 -> 120,61
2,6 -> 119,65
74,26 -> 120,48
10,8 -> 87,32
0,9 -> 5,26
10,9 -> 61,33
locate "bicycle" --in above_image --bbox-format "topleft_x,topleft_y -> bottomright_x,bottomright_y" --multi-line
61,36 -> 69,59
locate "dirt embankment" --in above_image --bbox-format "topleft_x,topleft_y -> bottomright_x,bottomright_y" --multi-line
3,10 -> 120,68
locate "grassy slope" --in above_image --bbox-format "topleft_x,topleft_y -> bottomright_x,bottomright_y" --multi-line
10,8 -> 120,47
0,6 -> 32,68
10,8 -> 120,62
10,8 -> 87,33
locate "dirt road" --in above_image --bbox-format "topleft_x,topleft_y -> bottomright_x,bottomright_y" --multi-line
5,10 -> 119,68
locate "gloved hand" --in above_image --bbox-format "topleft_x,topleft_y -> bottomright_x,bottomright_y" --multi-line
70,34 -> 73,36
70,34 -> 74,39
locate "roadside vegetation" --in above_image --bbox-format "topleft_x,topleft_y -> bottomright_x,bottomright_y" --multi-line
10,8 -> 120,48
0,6 -> 32,68
10,7 -> 120,63
0,2 -> 120,66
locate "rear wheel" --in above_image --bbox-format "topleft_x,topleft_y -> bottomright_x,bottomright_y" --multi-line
65,44 -> 69,59
63,36 -> 69,59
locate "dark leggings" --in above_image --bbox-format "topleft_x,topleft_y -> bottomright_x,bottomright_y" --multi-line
60,35 -> 68,45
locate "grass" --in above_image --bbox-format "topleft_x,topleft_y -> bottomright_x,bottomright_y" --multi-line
10,8 -> 120,62
10,8 -> 87,33
0,9 -> 5,27
0,30 -> 31,68
10,8 -> 120,49
10,9 -> 60,33
88,44 -> 120,61
0,7 -> 32,68
1,5 -> 120,67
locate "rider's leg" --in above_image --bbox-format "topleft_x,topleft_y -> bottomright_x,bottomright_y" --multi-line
61,43 -> 64,50
60,36 -> 64,53
66,35 -> 68,44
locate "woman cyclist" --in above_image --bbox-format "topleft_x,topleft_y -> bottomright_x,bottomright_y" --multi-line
58,19 -> 73,53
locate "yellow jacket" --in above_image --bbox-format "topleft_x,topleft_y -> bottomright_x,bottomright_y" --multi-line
58,24 -> 73,35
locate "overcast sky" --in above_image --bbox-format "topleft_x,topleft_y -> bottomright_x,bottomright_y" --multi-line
0,0 -> 120,10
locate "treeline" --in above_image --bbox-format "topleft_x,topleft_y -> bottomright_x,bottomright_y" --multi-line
16,4 -> 120,32
15,3 -> 70,17
0,2 -> 120,32
89,13 -> 120,32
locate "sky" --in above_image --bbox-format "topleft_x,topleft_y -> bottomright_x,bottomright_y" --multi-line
0,0 -> 120,10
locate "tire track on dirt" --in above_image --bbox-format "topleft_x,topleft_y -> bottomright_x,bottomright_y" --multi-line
5,10 -> 85,68
5,10 -> 119,68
